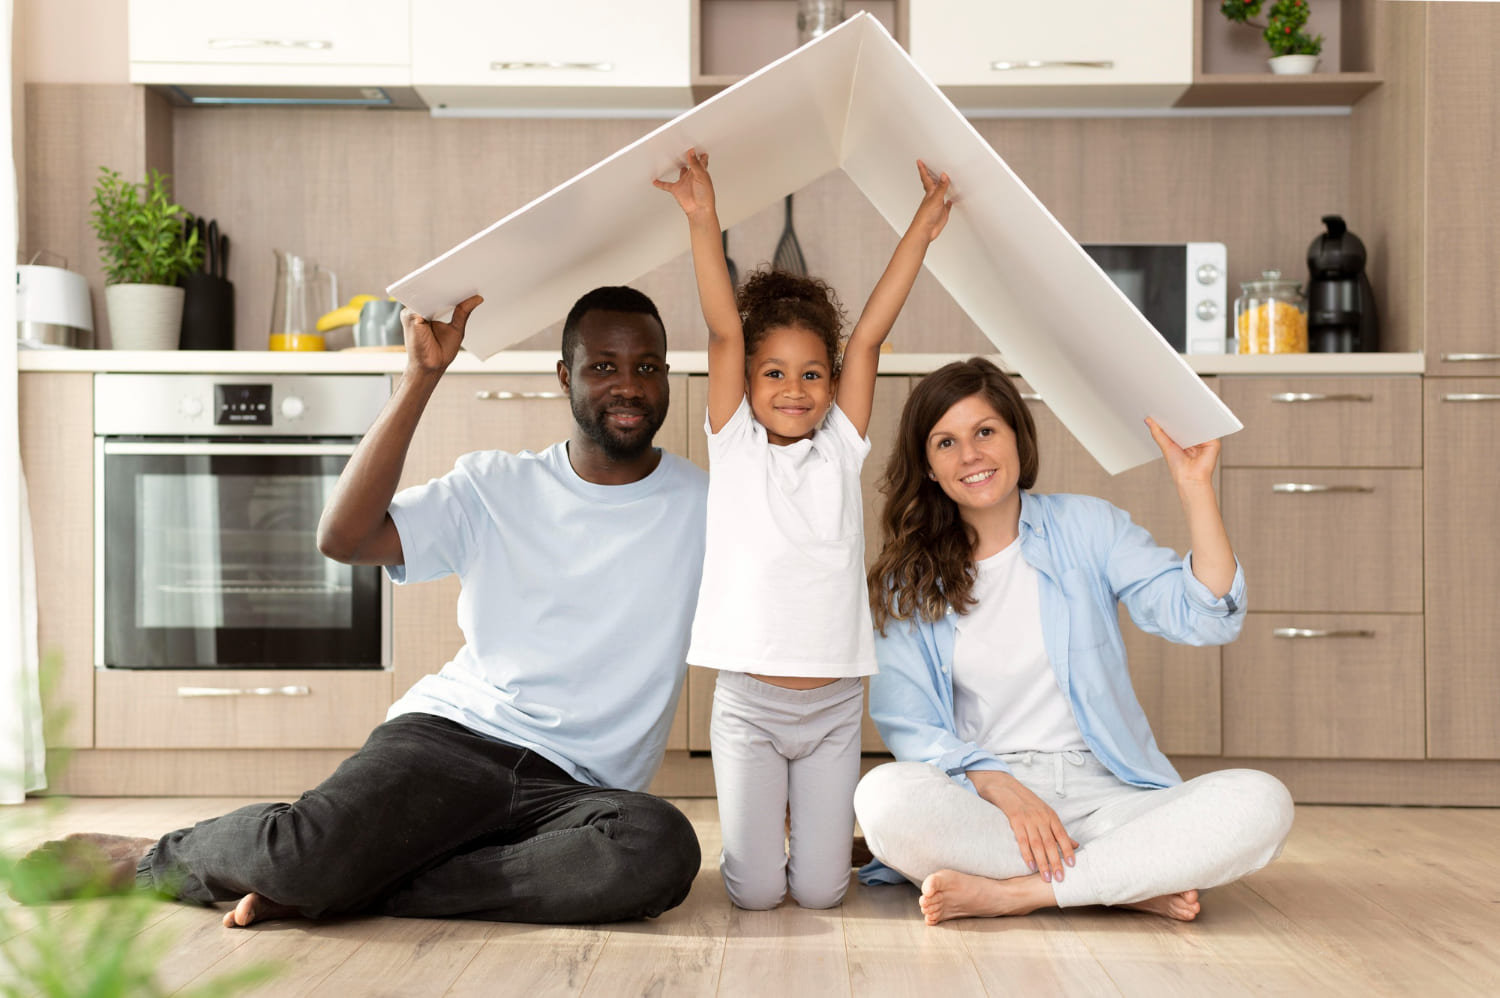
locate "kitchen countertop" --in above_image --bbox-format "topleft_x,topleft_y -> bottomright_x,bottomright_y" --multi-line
18,348 -> 1429,376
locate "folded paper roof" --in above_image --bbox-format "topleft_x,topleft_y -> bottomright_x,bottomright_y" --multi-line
388,13 -> 1241,474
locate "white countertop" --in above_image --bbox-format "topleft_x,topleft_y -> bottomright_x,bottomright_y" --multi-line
18,347 -> 1428,376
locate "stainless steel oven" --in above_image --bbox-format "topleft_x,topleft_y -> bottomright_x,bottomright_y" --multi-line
95,373 -> 391,669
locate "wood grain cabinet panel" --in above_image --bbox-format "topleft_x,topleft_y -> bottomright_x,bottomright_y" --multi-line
683,376 -> 909,753
1219,376 -> 1421,468
1223,614 -> 1425,760
18,373 -> 94,748
1424,379 -> 1500,758
1223,468 -> 1422,614
1024,379 -> 1222,756
390,372 -> 692,750
95,670 -> 392,749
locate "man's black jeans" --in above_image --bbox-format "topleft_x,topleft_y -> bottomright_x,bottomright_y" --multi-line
139,713 -> 702,923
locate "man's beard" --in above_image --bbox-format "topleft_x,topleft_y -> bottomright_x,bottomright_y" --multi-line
571,396 -> 666,461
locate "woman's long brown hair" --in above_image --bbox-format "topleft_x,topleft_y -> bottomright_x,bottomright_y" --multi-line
868,358 -> 1040,633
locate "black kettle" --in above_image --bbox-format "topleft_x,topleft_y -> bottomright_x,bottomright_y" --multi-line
1306,215 -> 1379,353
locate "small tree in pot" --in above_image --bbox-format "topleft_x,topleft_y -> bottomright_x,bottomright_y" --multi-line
1221,0 -> 1324,74
89,167 -> 201,349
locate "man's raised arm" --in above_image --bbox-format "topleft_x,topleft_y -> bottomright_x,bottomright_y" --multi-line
316,295 -> 483,566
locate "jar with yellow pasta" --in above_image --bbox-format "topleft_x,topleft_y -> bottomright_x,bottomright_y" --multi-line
1234,270 -> 1308,354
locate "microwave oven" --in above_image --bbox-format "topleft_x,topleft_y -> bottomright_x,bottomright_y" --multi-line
1080,242 -> 1228,355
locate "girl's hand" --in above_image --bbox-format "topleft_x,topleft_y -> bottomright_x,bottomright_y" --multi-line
969,770 -> 1078,884
1146,416 -> 1220,490
653,148 -> 717,220
908,159 -> 953,244
401,295 -> 482,376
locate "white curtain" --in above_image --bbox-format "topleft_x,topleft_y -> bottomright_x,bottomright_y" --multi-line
2,0 -> 47,805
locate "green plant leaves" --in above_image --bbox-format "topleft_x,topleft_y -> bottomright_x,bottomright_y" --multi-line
88,167 -> 203,286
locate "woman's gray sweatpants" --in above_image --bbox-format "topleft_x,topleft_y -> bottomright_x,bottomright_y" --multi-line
711,671 -> 865,910
854,752 -> 1294,907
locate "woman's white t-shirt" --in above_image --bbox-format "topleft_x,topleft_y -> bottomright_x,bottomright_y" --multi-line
686,397 -> 877,678
952,537 -> 1088,754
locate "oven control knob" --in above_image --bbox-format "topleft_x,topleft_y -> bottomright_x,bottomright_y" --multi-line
1195,299 -> 1221,321
280,396 -> 306,419
178,396 -> 203,418
1196,263 -> 1221,285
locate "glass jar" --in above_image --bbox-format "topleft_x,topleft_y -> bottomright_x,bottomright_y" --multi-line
1234,270 -> 1308,354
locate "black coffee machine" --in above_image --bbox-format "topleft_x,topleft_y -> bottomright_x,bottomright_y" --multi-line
1306,214 -> 1379,352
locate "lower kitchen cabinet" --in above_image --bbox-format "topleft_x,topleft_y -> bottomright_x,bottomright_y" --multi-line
95,669 -> 393,749
1424,379 -> 1500,759
1223,613 -> 1425,759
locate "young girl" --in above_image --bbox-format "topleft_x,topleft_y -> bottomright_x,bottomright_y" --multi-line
655,150 -> 951,909
853,358 -> 1293,924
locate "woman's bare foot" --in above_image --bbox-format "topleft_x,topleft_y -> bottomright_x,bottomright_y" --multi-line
1122,889 -> 1201,921
918,869 -> 1056,925
11,833 -> 157,902
223,892 -> 301,928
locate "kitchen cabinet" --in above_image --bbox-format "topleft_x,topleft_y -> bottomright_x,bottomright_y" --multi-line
1022,378 -> 1222,757
128,0 -> 412,87
390,372 -> 694,751
907,0 -> 1193,108
17,373 -> 94,749
1423,379 -> 1500,759
1220,376 -> 1424,760
412,0 -> 692,112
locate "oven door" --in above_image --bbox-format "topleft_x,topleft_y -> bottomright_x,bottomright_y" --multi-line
97,439 -> 387,669
1081,244 -> 1189,351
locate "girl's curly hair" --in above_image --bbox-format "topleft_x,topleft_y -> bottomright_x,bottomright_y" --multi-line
737,268 -> 847,372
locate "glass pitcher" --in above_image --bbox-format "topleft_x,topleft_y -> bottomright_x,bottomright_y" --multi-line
269,250 -> 337,352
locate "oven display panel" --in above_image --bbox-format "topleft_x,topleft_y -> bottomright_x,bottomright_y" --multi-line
216,384 -> 273,426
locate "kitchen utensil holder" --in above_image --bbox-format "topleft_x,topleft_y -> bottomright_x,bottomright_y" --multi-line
178,272 -> 235,350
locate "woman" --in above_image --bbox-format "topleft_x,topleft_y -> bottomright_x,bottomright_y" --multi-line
853,358 -> 1292,924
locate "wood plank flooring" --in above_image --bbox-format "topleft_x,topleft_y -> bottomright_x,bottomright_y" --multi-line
4,797 -> 1500,997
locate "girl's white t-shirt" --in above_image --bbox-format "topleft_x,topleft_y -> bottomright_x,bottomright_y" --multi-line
686,397 -> 877,677
952,537 -> 1088,754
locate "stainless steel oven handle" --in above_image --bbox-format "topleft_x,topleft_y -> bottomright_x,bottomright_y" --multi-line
177,686 -> 312,698
103,442 -> 358,456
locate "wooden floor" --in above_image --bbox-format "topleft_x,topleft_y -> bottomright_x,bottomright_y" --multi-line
4,797 -> 1500,997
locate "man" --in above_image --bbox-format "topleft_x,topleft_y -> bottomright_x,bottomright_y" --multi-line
24,286 -> 709,926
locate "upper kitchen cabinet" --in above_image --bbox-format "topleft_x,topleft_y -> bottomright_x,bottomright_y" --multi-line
906,0 -> 1194,108
412,1 -> 693,113
128,0 -> 418,107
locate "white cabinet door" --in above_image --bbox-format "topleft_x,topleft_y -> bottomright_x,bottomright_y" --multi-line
129,0 -> 411,84
412,0 -> 691,112
909,0 -> 1192,105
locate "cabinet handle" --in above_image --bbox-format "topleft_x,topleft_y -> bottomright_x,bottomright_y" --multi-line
1019,392 -> 1044,403
1273,627 -> 1376,639
1269,392 -> 1373,403
1440,353 -> 1500,362
474,390 -> 568,401
177,686 -> 312,698
1272,483 -> 1374,494
209,38 -> 333,51
490,61 -> 614,72
1442,393 -> 1500,403
990,59 -> 1114,71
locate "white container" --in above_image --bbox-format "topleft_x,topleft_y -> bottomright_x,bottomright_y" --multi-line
104,283 -> 185,350
1268,54 -> 1321,75
16,264 -> 94,348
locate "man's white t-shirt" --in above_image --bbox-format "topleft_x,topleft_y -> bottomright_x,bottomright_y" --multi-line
384,443 -> 708,791
687,398 -> 876,678
952,537 -> 1088,754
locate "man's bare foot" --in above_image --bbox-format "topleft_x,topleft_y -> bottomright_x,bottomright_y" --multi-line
223,892 -> 301,928
918,869 -> 1056,925
1122,889 -> 1201,922
10,833 -> 156,903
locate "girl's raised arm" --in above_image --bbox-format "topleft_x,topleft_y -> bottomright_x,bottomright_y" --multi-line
655,148 -> 744,432
839,160 -> 952,437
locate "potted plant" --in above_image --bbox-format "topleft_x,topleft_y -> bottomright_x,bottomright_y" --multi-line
1220,0 -> 1325,75
89,166 -> 201,349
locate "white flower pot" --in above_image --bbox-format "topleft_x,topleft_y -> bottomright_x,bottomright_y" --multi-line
1268,54 -> 1321,75
104,283 -> 185,350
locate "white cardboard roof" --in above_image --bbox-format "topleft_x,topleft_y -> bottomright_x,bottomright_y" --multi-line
388,13 -> 1242,474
